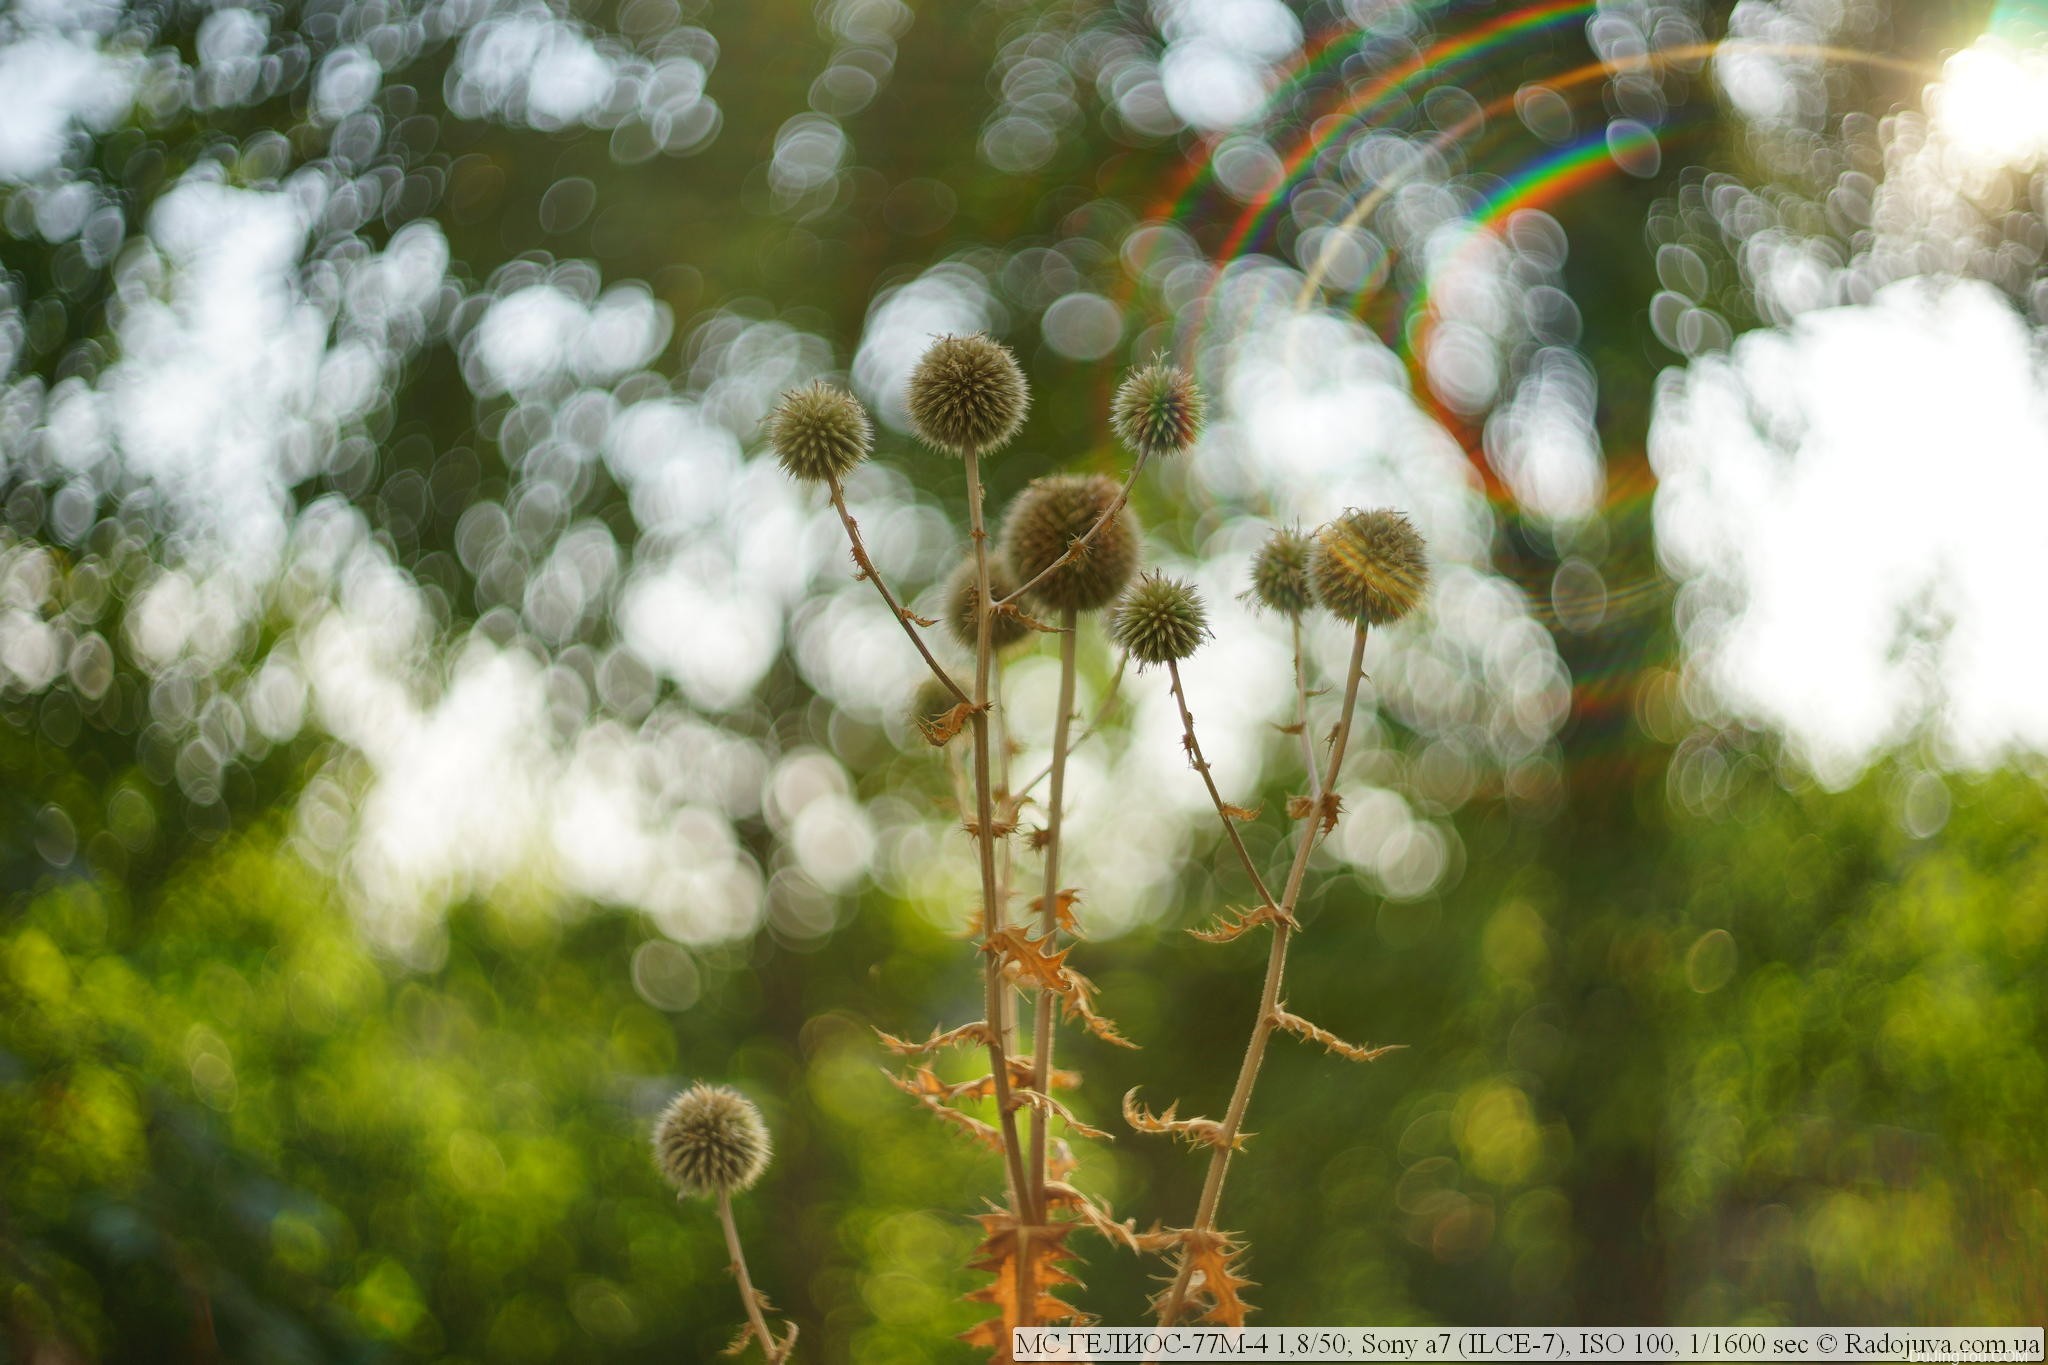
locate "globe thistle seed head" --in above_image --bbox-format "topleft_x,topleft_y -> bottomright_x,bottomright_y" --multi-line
767,381 -> 872,484
944,557 -> 1029,652
1310,508 -> 1430,625
999,474 -> 1140,613
1108,573 -> 1209,667
652,1083 -> 771,1198
906,333 -> 1029,455
1249,527 -> 1315,617
1110,359 -> 1206,458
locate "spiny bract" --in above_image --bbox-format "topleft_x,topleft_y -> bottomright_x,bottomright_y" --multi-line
767,381 -> 872,483
1110,358 -> 1206,458
999,474 -> 1140,613
1310,508 -> 1429,626
1109,573 -> 1209,667
652,1083 -> 772,1198
944,557 -> 1030,652
905,333 -> 1029,455
1249,527 -> 1315,617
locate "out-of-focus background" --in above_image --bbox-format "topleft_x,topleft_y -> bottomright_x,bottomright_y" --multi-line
2,0 -> 2045,1359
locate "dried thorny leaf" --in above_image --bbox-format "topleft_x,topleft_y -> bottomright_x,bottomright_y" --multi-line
1007,1056 -> 1083,1093
985,925 -> 1136,1048
918,700 -> 976,747
1286,794 -> 1316,821
1152,1229 -> 1257,1327
882,1068 -> 1004,1152
1044,1182 -> 1178,1255
960,1214 -> 1090,1360
1316,789 -> 1344,835
1028,887 -> 1084,935
721,1291 -> 798,1362
1121,1088 -> 1249,1152
1026,827 -> 1052,852
997,600 -> 1063,634
1219,803 -> 1261,823
1187,903 -> 1298,944
961,815 -> 1021,842
901,608 -> 940,628
1010,1088 -> 1110,1141
874,1021 -> 994,1056
1271,1008 -> 1405,1063
1271,720 -> 1305,736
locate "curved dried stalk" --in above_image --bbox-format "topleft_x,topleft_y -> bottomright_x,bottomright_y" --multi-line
717,1189 -> 795,1363
1156,625 -> 1371,1326
825,473 -> 968,704
1166,659 -> 1279,912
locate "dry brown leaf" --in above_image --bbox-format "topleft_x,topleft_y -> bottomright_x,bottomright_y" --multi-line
1010,1088 -> 1109,1141
881,1068 -> 1004,1152
874,1021 -> 994,1056
1044,1182 -> 1177,1255
1187,903 -> 1298,944
721,1291 -> 798,1362
1121,1088 -> 1249,1152
918,700 -> 976,747
1271,1007 -> 1405,1063
1155,1229 -> 1257,1327
985,926 -> 1137,1048
1219,803 -> 1262,823
1028,887 -> 1084,935
960,1215 -> 1090,1360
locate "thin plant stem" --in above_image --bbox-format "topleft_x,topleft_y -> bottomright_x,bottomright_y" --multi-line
1157,624 -> 1370,1326
717,1190 -> 786,1364
1290,618 -> 1320,790
1166,660 -> 1279,911
826,474 -> 968,704
995,451 -> 1150,608
1027,604 -> 1079,1215
1014,654 -> 1125,805
964,448 -> 1038,1317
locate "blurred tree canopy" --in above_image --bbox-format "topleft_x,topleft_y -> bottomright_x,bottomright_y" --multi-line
2,0 -> 2044,1361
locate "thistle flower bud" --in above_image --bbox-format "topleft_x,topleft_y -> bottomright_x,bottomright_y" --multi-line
906,333 -> 1029,455
999,474 -> 1139,613
944,558 -> 1029,652
767,381 -> 872,483
1110,359 -> 1206,458
652,1083 -> 771,1198
1249,527 -> 1315,617
1310,508 -> 1429,625
1108,573 -> 1208,667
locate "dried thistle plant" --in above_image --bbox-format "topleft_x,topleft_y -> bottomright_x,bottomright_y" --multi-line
764,345 -> 1424,1352
652,1084 -> 796,1362
1125,512 -> 1429,1327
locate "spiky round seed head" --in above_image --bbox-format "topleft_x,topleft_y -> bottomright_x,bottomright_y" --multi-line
1250,527 -> 1315,617
1310,508 -> 1430,625
906,333 -> 1029,455
1108,573 -> 1208,667
1110,359 -> 1206,458
999,474 -> 1141,613
944,558 -> 1029,652
652,1083 -> 771,1198
767,381 -> 872,483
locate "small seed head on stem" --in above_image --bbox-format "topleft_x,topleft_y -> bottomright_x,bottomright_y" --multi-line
1249,527 -> 1315,617
767,381 -> 872,484
1000,474 -> 1140,613
1310,508 -> 1429,625
1109,573 -> 1209,667
652,1083 -> 772,1198
1110,358 -> 1206,458
945,557 -> 1029,652
906,333 -> 1029,456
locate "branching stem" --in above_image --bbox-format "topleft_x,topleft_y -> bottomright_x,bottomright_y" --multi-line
1157,625 -> 1370,1326
826,474 -> 968,703
1166,660 -> 1279,910
964,449 -> 1038,1319
1014,654 -> 1124,804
